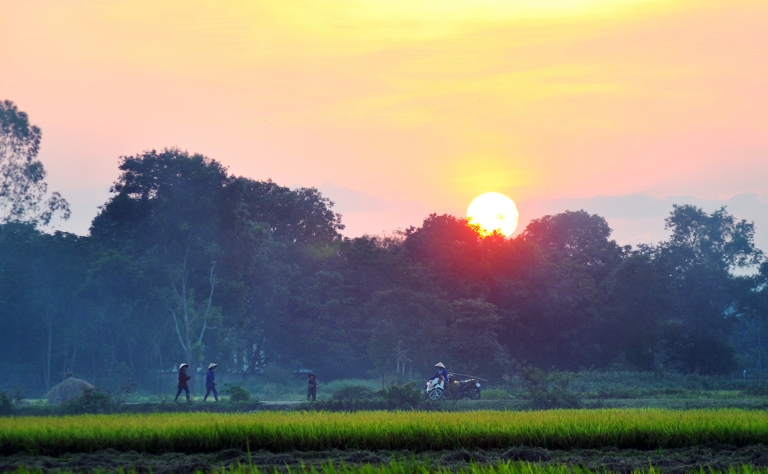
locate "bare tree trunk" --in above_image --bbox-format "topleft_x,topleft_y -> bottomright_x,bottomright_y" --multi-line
44,309 -> 52,391
171,249 -> 194,366
170,250 -> 217,394
157,344 -> 164,396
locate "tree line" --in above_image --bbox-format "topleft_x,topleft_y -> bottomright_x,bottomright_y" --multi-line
2,101 -> 767,395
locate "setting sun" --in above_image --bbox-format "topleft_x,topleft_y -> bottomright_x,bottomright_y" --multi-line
466,192 -> 519,237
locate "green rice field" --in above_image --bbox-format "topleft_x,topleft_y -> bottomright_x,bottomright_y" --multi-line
3,409 -> 768,456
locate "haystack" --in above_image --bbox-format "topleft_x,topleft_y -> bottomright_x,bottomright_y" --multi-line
46,377 -> 94,405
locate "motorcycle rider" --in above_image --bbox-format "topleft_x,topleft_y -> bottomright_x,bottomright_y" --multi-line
427,362 -> 449,389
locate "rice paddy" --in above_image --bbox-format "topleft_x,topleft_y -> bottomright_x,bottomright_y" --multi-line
3,409 -> 768,456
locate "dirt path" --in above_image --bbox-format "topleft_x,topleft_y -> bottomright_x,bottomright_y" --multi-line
258,400 -> 303,406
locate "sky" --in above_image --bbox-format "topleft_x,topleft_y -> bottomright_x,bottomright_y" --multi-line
2,0 -> 767,250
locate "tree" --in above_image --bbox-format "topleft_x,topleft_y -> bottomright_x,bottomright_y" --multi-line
505,211 -> 625,370
658,205 -> 763,374
216,175 -> 345,374
0,100 -> 69,227
403,214 -> 488,299
90,148 -> 347,379
91,149 -> 230,372
447,299 -> 506,378
287,270 -> 363,378
221,177 -> 344,244
0,223 -> 89,391
365,289 -> 452,379
520,210 -> 626,280
600,248 -> 673,370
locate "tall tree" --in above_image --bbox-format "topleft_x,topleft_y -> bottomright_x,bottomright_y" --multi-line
0,100 -> 69,227
600,247 -> 673,370
0,223 -> 89,391
509,210 -> 625,369
90,149 -> 346,377
91,149 -> 230,370
520,210 -> 626,280
658,205 -> 763,374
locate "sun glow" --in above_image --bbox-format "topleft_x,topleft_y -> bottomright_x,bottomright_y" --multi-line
467,192 -> 519,237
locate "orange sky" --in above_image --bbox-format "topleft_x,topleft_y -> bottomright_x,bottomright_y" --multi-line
2,1 -> 767,246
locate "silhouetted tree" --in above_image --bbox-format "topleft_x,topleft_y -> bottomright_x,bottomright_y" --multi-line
0,100 -> 69,228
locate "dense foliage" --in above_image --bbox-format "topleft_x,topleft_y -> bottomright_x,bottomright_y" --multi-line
1,102 -> 767,396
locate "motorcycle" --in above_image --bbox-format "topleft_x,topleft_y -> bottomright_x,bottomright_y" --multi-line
447,375 -> 482,400
424,376 -> 446,400
424,374 -> 482,400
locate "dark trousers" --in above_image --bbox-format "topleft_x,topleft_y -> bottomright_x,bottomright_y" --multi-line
175,386 -> 189,401
204,385 -> 218,401
307,386 -> 316,401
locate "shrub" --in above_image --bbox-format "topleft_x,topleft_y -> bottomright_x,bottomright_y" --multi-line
481,388 -> 509,400
223,383 -> 251,403
516,364 -> 582,409
378,381 -> 423,410
59,388 -> 115,415
742,382 -> 768,397
332,385 -> 375,401
9,385 -> 30,405
323,378 -> 381,394
0,391 -> 12,415
595,386 -> 641,399
113,383 -> 136,405
301,382 -> 423,411
262,383 -> 292,400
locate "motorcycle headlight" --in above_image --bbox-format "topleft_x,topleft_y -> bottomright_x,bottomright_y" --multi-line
476,382 -> 481,387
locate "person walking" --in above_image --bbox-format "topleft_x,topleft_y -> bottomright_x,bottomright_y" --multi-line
175,363 -> 191,402
204,363 -> 219,402
307,373 -> 318,401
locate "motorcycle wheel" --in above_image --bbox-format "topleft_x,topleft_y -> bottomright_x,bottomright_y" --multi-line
428,387 -> 444,401
469,388 -> 481,400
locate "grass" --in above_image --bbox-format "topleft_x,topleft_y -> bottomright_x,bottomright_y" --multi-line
208,463 -> 768,474
10,461 -> 768,474
4,409 -> 768,456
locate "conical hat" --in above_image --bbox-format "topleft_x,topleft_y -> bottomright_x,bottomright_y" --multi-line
434,362 -> 445,368
179,363 -> 189,369
208,363 -> 218,369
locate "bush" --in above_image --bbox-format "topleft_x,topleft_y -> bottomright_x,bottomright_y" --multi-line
742,382 -> 768,397
262,383 -> 294,400
59,388 -> 115,415
0,391 -> 12,415
332,385 -> 375,401
516,364 -> 582,409
595,386 -> 641,399
481,388 -> 509,400
8,386 -> 30,405
300,382 -> 423,411
223,383 -> 251,403
378,382 -> 423,410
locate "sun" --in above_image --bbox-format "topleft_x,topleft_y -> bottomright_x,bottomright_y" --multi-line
466,192 -> 519,237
